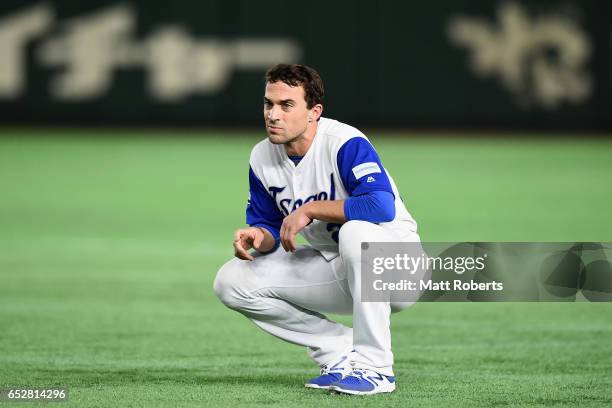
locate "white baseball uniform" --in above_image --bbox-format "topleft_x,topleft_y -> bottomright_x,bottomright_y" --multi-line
214,117 -> 419,376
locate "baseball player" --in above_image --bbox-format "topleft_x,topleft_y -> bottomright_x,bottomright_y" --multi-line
213,64 -> 420,395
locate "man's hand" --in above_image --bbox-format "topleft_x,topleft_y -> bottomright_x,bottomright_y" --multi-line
280,206 -> 312,252
233,227 -> 265,261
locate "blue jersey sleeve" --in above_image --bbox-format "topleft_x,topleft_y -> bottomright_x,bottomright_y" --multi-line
336,137 -> 394,197
337,137 -> 396,223
246,166 -> 282,253
344,190 -> 396,223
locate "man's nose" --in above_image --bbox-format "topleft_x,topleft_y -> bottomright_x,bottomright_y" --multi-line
267,105 -> 281,121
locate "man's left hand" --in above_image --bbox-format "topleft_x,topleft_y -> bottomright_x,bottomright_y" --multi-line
280,206 -> 312,252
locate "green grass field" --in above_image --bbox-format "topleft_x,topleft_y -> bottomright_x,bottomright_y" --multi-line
1,130 -> 611,407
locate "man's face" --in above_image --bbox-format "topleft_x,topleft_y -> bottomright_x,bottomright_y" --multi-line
263,81 -> 311,145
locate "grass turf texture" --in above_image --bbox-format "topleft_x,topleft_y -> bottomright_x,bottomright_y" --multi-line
0,130 -> 611,407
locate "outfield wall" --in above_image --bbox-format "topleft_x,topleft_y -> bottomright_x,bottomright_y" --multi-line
1,0 -> 611,130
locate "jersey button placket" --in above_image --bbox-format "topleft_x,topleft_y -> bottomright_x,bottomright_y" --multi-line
292,170 -> 302,210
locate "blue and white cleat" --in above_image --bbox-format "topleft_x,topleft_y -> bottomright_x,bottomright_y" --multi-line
305,354 -> 352,389
329,368 -> 396,395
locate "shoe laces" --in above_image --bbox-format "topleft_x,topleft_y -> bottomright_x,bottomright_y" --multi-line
320,355 -> 351,375
347,368 -> 387,385
349,369 -> 365,377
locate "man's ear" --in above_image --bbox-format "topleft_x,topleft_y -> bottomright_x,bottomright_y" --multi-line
309,104 -> 323,122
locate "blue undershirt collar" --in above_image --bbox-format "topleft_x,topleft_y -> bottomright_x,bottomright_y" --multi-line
288,155 -> 303,166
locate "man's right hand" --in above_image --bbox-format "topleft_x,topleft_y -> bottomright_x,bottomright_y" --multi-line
233,227 -> 265,261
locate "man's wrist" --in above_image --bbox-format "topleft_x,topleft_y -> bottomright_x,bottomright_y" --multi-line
252,225 -> 279,253
254,226 -> 267,236
301,202 -> 315,220
253,227 -> 269,248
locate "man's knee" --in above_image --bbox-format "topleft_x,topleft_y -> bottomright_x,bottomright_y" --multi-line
338,220 -> 372,263
338,220 -> 371,242
213,259 -> 252,311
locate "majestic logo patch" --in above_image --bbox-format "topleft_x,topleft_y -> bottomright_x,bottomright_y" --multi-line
352,162 -> 381,180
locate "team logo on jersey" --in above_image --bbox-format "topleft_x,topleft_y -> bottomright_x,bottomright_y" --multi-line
269,173 -> 336,216
367,176 -> 376,183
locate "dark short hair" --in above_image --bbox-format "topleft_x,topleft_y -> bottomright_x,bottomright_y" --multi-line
265,64 -> 324,109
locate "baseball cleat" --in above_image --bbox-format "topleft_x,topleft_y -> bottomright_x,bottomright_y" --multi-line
329,368 -> 396,395
305,354 -> 352,389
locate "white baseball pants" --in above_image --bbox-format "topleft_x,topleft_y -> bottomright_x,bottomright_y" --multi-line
213,220 -> 420,376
